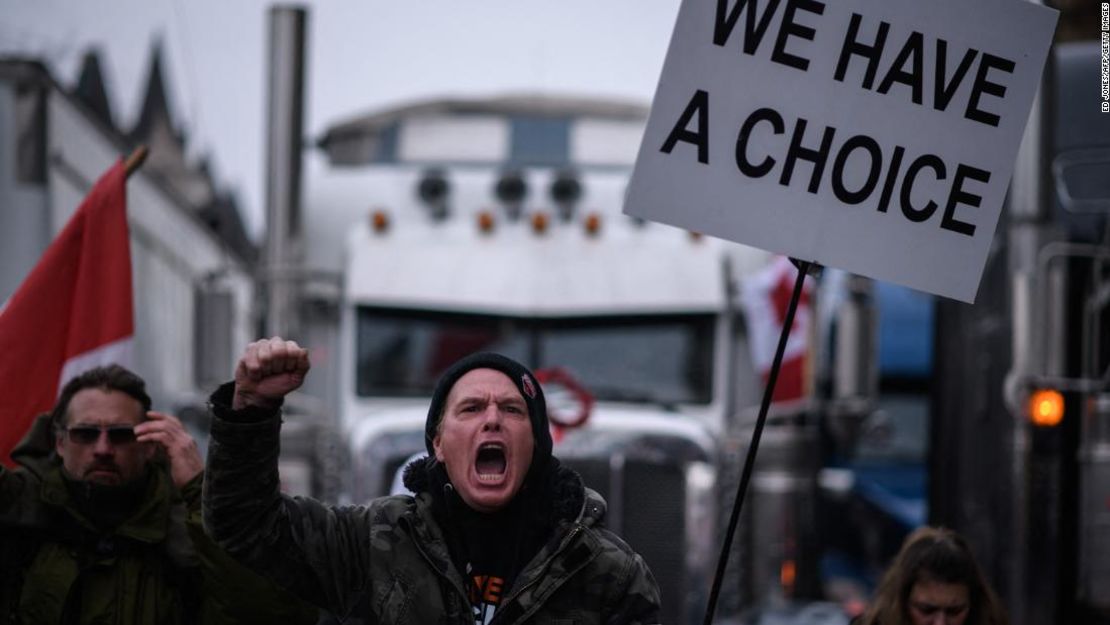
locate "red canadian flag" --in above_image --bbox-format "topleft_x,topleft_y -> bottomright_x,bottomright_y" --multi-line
740,256 -> 813,404
0,160 -> 133,466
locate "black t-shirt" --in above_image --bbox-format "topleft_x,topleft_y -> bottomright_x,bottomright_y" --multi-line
426,460 -> 568,624
439,485 -> 548,624
464,558 -> 508,624
452,502 -> 527,624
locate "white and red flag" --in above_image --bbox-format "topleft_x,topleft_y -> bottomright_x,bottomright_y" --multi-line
0,160 -> 133,465
740,256 -> 813,404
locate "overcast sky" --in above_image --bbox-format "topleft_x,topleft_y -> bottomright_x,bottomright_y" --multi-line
1,1 -> 680,238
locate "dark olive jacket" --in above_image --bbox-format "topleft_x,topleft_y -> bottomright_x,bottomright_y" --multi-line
203,385 -> 662,624
0,413 -> 318,625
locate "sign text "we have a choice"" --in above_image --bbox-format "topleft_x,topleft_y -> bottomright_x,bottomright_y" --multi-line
626,0 -> 1057,302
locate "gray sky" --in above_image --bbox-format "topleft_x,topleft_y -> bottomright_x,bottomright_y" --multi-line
1,1 -> 680,238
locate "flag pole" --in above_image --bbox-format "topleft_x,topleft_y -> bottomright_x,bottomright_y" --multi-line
123,145 -> 149,178
702,258 -> 813,625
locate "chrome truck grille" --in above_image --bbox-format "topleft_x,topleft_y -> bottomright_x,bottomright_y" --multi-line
562,456 -> 692,625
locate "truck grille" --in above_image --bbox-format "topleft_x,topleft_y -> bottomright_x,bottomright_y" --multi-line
563,457 -> 689,625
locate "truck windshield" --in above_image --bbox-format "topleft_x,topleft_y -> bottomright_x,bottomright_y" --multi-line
356,307 -> 715,405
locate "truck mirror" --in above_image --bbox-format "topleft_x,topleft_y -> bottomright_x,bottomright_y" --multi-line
1053,148 -> 1110,214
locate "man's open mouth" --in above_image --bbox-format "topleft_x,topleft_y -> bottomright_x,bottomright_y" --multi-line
475,443 -> 507,481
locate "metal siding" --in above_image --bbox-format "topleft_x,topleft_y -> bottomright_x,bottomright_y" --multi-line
194,289 -> 234,387
0,81 -> 51,302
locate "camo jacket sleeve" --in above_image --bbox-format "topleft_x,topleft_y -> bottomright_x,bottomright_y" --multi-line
202,382 -> 373,617
606,548 -> 662,625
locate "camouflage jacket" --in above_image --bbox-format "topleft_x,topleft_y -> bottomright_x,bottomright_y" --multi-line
203,385 -> 662,624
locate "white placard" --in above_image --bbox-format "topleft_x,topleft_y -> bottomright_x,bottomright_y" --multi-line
625,0 -> 1058,302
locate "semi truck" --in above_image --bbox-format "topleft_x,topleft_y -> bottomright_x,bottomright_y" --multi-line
931,40 -> 1110,625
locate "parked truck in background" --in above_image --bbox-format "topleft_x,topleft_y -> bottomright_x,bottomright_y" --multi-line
931,40 -> 1110,625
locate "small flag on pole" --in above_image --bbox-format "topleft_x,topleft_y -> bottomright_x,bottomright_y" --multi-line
0,159 -> 134,466
740,256 -> 813,404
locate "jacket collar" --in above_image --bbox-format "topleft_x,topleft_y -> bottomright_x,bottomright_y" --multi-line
10,413 -> 60,480
401,456 -> 607,619
40,464 -> 175,544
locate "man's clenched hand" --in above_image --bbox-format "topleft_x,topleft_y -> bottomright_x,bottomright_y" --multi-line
233,337 -> 310,411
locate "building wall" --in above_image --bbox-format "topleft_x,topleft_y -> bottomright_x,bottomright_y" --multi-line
6,80 -> 257,411
0,81 -> 50,303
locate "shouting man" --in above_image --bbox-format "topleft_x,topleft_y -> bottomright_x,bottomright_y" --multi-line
203,337 -> 662,624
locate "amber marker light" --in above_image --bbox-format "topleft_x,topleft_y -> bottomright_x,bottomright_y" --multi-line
477,210 -> 496,234
1029,389 -> 1064,427
531,211 -> 550,235
371,209 -> 390,233
780,559 -> 797,598
584,212 -> 602,237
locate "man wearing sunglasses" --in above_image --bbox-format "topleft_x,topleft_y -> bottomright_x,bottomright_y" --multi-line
0,364 -> 319,625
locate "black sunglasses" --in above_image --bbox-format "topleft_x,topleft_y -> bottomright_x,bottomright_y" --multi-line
63,425 -> 137,446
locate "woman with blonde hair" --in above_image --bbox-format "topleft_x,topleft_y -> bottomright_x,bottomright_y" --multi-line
856,526 -> 1008,625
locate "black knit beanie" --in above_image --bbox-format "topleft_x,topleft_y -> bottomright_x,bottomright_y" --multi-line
425,352 -> 552,476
